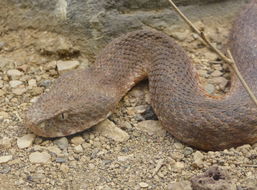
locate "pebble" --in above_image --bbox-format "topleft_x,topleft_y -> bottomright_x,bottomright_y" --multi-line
0,137 -> 12,148
56,60 -> 80,73
0,155 -> 13,163
47,146 -> 62,155
0,89 -> 5,96
54,137 -> 69,150
0,80 -> 4,88
211,70 -> 223,77
204,83 -> 215,94
183,147 -> 194,156
17,134 -> 35,149
209,77 -> 228,86
139,182 -> 149,188
171,30 -> 190,41
167,181 -> 192,190
71,136 -> 84,145
7,69 -> 24,79
28,79 -> 37,87
74,145 -> 83,153
192,151 -> 204,168
56,157 -> 67,163
136,120 -> 166,137
94,119 -> 130,142
12,87 -> 27,95
0,111 -> 9,119
29,151 -> 51,163
117,154 -> 134,162
9,80 -> 23,88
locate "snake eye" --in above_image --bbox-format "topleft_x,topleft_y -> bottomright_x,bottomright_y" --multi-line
59,113 -> 69,120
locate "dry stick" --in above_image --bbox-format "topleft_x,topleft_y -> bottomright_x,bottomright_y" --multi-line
167,0 -> 257,106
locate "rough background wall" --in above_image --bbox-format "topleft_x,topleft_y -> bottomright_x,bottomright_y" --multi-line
0,0 -> 249,58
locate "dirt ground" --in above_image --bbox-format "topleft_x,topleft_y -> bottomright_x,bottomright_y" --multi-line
0,5 -> 257,190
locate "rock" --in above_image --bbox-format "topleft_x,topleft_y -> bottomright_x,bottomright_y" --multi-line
0,137 -> 12,148
54,137 -> 69,150
47,146 -> 62,155
71,136 -> 84,145
117,154 -> 134,162
12,87 -> 27,95
94,119 -> 130,142
0,111 -> 9,119
28,79 -> 37,87
9,80 -> 23,88
0,80 -> 3,88
174,162 -> 185,170
74,145 -> 83,153
191,166 -> 236,190
7,69 -> 24,79
198,70 -> 208,78
171,152 -> 184,161
183,147 -> 194,156
171,30 -> 190,41
205,52 -> 219,61
0,89 -> 5,96
192,151 -> 204,168
167,181 -> 192,190
0,155 -> 13,163
17,134 -> 36,149
29,151 -> 51,163
136,120 -> 166,137
204,84 -> 215,94
56,60 -> 80,73
211,70 -> 223,77
209,77 -> 228,86
139,182 -> 149,188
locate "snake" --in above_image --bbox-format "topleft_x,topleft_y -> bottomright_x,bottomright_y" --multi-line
25,0 -> 257,150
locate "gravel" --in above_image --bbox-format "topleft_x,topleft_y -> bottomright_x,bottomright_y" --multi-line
0,14 -> 256,190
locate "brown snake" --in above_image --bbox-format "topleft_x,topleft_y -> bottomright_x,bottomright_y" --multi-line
25,1 -> 257,150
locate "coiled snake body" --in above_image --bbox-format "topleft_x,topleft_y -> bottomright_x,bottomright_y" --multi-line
26,1 -> 257,150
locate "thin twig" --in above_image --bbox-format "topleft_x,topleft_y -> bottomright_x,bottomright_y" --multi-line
168,0 -> 257,106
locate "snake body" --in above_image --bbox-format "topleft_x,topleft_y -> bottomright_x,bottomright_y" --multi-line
25,1 -> 257,150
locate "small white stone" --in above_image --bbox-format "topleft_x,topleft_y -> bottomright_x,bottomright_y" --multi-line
28,79 -> 37,87
204,83 -> 215,94
71,136 -> 84,145
9,80 -> 23,88
12,87 -> 27,95
0,80 -> 4,88
7,69 -> 24,79
139,182 -> 149,188
136,120 -> 166,137
0,155 -> 13,163
74,145 -> 83,153
17,134 -> 36,149
57,60 -> 80,73
29,151 -> 51,163
94,119 -> 130,142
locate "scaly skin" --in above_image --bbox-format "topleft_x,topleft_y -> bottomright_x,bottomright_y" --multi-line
25,1 -> 257,150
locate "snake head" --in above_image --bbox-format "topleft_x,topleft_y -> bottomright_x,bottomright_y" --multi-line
25,69 -> 116,137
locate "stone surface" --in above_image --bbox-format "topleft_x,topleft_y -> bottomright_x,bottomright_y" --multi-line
9,80 -> 22,88
17,134 -> 36,149
54,137 -> 69,150
71,136 -> 84,145
0,155 -> 13,163
29,151 -> 51,163
94,119 -> 130,142
2,0 -> 247,58
136,120 -> 166,137
56,60 -> 80,73
7,69 -> 23,79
